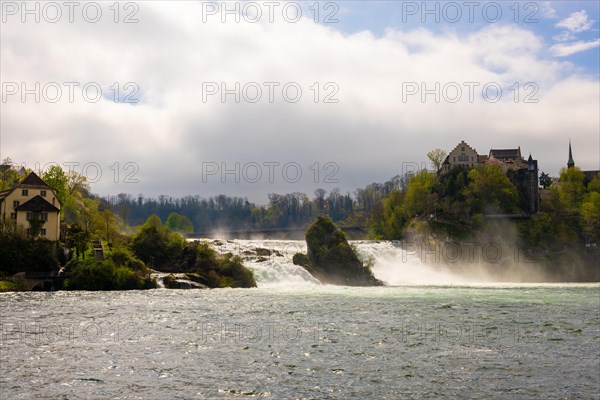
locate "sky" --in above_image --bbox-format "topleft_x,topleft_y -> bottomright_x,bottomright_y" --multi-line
1,0 -> 599,203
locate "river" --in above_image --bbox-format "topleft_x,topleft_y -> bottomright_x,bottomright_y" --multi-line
1,240 -> 598,399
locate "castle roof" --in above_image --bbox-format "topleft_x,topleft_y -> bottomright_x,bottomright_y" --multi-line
489,148 -> 521,159
568,141 -> 575,168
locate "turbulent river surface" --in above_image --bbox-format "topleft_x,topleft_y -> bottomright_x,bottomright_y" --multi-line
1,240 -> 599,399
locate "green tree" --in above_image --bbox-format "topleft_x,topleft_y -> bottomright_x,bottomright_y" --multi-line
580,192 -> 600,241
539,171 -> 553,189
588,172 -> 600,193
100,208 -> 117,245
67,170 -> 90,196
131,215 -> 185,268
383,191 -> 408,239
0,160 -> 22,191
42,165 -> 68,204
67,224 -> 90,259
427,149 -> 448,172
403,170 -> 437,217
166,212 -> 194,234
557,167 -> 586,213
464,165 -> 519,214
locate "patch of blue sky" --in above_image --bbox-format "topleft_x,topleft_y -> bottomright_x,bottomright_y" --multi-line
302,1 -> 599,73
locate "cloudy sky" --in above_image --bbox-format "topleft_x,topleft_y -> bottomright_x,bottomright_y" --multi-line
1,1 -> 599,203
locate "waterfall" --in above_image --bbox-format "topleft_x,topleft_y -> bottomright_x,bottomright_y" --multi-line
183,239 -> 484,288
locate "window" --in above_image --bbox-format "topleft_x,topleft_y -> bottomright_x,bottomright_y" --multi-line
22,189 -> 28,196
26,212 -> 34,221
13,200 -> 19,209
41,213 -> 48,221
461,147 -> 465,151
10,213 -> 16,219
41,190 -> 46,197
40,229 -> 46,236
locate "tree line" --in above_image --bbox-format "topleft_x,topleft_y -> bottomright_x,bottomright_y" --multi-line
103,177 -> 404,232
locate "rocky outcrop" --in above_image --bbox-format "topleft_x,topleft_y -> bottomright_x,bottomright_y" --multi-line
295,217 -> 383,286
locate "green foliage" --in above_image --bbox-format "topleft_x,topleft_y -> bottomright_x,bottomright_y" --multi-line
188,242 -> 256,288
0,165 -> 23,191
464,165 -> 519,214
26,213 -> 45,238
557,167 -> 586,213
131,214 -> 185,268
518,212 -> 555,249
305,216 -> 381,286
66,224 -> 90,259
381,190 -> 409,239
64,258 -> 156,291
292,252 -> 311,268
539,171 -> 553,189
427,148 -> 447,171
0,225 -> 58,275
217,254 -> 257,288
0,280 -> 24,292
368,190 -> 408,240
305,217 -> 349,265
131,233 -> 256,288
109,246 -> 147,272
41,165 -> 68,204
587,172 -> 600,193
194,241 -> 219,271
580,192 -> 600,241
404,170 -> 437,217
166,212 -> 194,234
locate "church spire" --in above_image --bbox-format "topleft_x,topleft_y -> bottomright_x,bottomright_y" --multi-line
567,140 -> 575,169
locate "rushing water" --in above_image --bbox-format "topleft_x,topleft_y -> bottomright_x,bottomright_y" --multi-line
1,240 -> 599,399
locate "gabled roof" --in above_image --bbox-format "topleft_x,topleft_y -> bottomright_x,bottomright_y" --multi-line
489,149 -> 520,158
451,140 -> 479,155
16,195 -> 60,213
20,172 -> 50,188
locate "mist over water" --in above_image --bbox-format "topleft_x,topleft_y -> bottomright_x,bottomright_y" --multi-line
195,239 -> 555,287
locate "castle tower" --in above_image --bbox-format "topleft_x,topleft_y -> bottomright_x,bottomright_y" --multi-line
567,140 -> 575,169
527,154 -> 539,213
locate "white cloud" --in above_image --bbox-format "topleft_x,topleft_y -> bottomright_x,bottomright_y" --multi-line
555,10 -> 594,33
550,39 -> 600,57
553,31 -> 576,42
1,3 -> 598,200
540,2 -> 558,19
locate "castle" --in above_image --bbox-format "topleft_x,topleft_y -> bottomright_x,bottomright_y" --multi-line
440,140 -> 539,213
